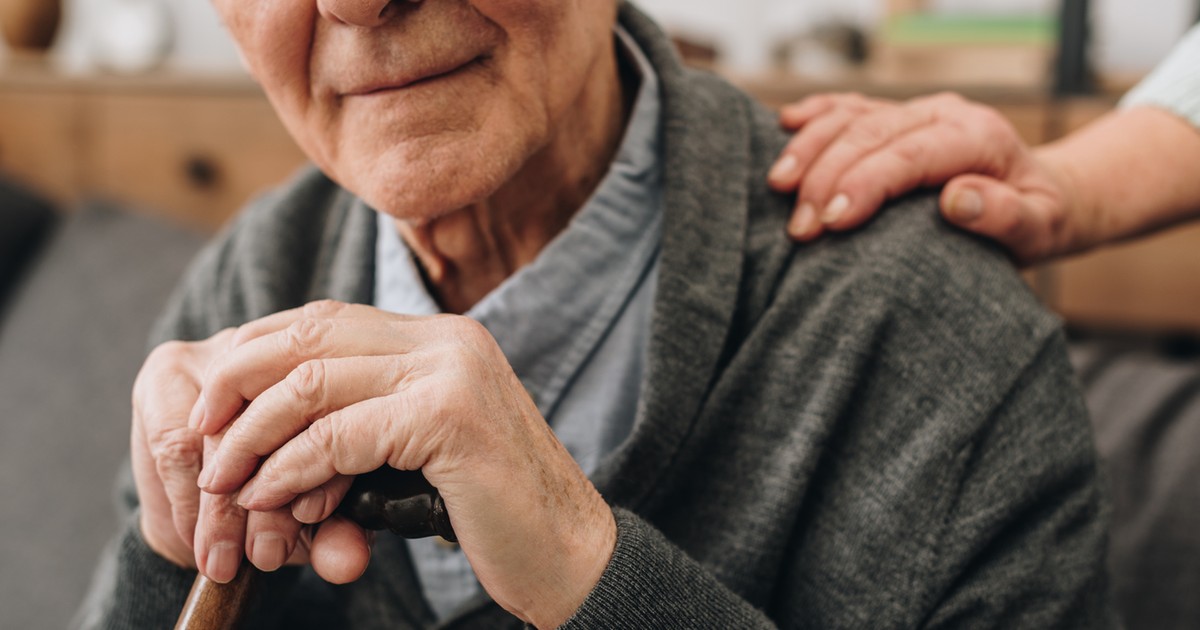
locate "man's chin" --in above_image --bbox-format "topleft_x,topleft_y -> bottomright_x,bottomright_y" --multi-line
346,156 -> 518,223
357,179 -> 492,225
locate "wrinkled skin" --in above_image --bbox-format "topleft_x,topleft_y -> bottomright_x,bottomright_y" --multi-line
132,1 -> 625,627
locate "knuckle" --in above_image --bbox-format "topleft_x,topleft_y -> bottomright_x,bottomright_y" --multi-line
250,462 -> 282,491
383,362 -> 416,394
285,318 -> 330,355
929,91 -> 966,107
303,299 -> 345,319
204,496 -> 246,523
146,340 -> 191,372
974,108 -> 1015,141
172,502 -> 199,526
309,417 -> 338,456
967,102 -> 1006,126
210,327 -> 238,348
285,360 -> 328,406
843,120 -> 890,150
971,113 -> 1021,169
837,168 -> 875,198
440,314 -> 492,347
230,323 -> 258,348
302,417 -> 351,474
889,141 -> 925,170
154,429 -> 201,468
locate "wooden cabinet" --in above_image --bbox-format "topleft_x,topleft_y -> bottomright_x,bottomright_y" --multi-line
3,59 -> 1197,332
0,60 -> 306,231
1046,225 -> 1200,332
84,93 -> 304,230
0,89 -> 81,205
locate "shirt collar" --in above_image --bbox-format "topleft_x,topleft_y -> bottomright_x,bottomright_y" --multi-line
374,24 -> 663,417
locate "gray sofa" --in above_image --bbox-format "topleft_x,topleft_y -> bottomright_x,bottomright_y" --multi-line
1,181 -> 1197,629
0,189 -> 202,629
1073,336 -> 1200,628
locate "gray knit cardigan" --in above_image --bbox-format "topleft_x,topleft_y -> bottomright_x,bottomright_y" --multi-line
81,4 -> 1115,629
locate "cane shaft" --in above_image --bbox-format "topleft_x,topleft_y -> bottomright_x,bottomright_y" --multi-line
175,563 -> 259,630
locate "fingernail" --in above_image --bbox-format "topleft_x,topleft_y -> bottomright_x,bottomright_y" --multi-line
950,189 -> 984,222
198,462 -> 217,490
788,202 -> 817,239
252,533 -> 288,572
822,194 -> 850,225
188,395 -> 206,431
292,489 -> 326,524
206,542 -> 240,584
237,479 -> 260,508
769,154 -> 799,183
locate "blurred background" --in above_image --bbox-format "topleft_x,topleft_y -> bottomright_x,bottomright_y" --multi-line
0,0 -> 1198,628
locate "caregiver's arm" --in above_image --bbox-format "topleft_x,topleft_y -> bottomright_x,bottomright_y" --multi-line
769,24 -> 1200,266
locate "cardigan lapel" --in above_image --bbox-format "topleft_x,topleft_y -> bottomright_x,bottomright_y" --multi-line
315,193 -> 378,306
319,5 -> 753,624
318,5 -> 753,515
590,3 -> 751,509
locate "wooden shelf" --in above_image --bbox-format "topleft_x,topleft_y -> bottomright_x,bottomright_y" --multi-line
0,57 -> 306,231
3,57 -> 1194,332
0,55 -> 263,95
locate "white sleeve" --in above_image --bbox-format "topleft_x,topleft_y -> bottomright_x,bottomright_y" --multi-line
1121,23 -> 1200,131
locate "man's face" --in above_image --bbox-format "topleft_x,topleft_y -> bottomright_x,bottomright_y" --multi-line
211,0 -> 615,220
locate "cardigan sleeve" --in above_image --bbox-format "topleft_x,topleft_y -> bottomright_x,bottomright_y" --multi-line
562,508 -> 776,628
1121,23 -> 1200,130
920,331 -> 1114,629
562,328 -> 1114,629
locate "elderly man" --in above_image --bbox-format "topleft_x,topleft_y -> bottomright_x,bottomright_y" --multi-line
78,1 -> 1114,628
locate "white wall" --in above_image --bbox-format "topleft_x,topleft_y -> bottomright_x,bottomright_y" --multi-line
56,0 -> 242,72
1092,0 -> 1194,72
47,0 -> 1198,75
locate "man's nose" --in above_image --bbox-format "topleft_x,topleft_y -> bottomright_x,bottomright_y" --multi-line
318,0 -> 420,28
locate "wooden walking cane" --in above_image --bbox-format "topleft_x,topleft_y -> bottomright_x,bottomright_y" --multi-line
175,467 -> 456,630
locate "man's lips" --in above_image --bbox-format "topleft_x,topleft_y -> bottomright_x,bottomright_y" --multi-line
341,55 -> 484,97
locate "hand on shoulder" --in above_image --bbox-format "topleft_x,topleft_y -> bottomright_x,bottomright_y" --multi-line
768,92 -> 1078,266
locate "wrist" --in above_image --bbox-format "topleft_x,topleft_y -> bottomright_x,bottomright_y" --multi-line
1031,143 -> 1106,256
1030,106 -> 1200,254
525,503 -> 617,629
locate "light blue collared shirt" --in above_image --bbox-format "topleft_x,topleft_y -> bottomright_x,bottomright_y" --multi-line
372,26 -> 663,621
1122,23 -> 1200,130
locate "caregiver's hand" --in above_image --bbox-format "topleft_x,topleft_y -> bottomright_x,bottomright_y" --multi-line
769,92 -> 1077,265
193,300 -> 617,629
131,329 -> 318,583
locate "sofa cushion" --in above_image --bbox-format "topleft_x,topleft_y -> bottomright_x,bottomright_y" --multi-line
0,202 -> 203,629
1072,336 -> 1200,630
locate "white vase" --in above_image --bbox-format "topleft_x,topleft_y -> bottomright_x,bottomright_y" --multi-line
92,0 -> 172,73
